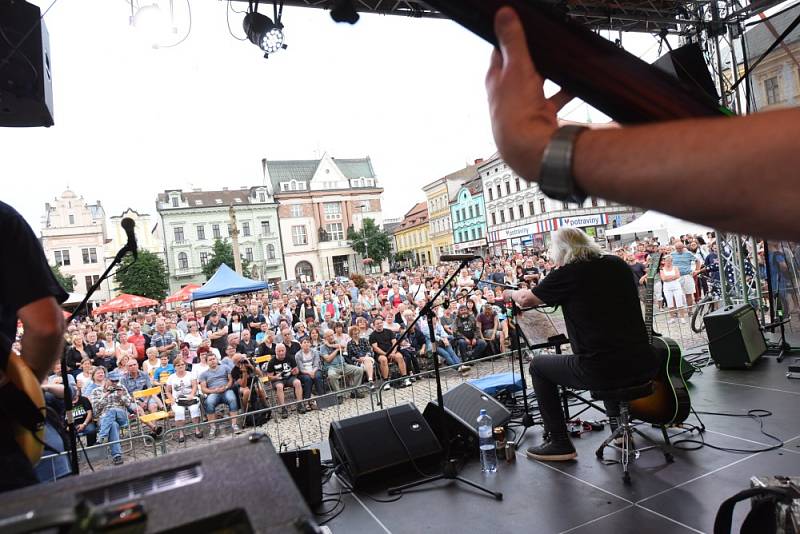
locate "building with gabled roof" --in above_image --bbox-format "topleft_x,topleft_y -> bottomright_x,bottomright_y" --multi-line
393,202 -> 431,267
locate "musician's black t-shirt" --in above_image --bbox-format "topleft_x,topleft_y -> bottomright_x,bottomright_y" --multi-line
0,202 -> 68,368
532,254 -> 657,378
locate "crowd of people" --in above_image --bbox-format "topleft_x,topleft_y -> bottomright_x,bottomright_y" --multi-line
16,231 -> 800,468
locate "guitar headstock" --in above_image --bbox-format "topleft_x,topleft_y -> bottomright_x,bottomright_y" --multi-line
647,252 -> 664,282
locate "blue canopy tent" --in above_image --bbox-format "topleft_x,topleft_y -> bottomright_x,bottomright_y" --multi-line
190,264 -> 268,301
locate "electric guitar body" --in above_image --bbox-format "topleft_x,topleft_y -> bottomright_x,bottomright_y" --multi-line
3,351 -> 46,465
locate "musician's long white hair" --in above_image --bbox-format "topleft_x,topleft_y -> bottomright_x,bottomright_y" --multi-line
549,227 -> 604,266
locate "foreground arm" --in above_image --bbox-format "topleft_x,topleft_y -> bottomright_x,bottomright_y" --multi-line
486,7 -> 800,240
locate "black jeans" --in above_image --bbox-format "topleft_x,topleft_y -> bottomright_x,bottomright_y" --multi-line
529,353 -> 658,440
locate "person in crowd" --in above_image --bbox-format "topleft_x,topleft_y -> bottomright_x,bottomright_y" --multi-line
116,330 -> 137,363
422,315 -> 469,372
246,304 -> 267,339
183,321 -> 204,359
84,331 -> 103,362
153,353 -> 175,381
320,329 -> 365,400
71,385 -> 97,446
660,255 -> 687,323
295,337 -> 323,410
76,358 -> 95,390
230,353 -> 267,425
151,319 -> 178,363
477,304 -> 503,355
89,372 -> 136,466
346,325 -> 376,388
266,343 -> 304,419
369,316 -> 411,390
199,353 -> 241,437
164,358 -> 203,442
126,322 -> 149,363
228,311 -> 245,335
120,359 -> 164,436
670,242 -> 701,313
65,334 -> 88,376
256,331 -> 276,358
82,366 -> 107,398
191,348 -> 210,382
142,346 -> 160,378
455,305 -> 487,361
204,311 -> 229,357
397,321 -> 425,379
237,329 -> 258,357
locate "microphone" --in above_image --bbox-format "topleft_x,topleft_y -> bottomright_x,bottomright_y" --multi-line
121,218 -> 138,260
439,254 -> 481,262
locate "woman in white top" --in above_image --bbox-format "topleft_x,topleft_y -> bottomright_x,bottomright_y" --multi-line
660,255 -> 687,323
183,321 -> 204,360
228,312 -> 245,335
101,332 -> 117,356
76,358 -> 94,390
116,331 -> 137,364
142,347 -> 160,378
165,356 -> 202,442
359,288 -> 378,310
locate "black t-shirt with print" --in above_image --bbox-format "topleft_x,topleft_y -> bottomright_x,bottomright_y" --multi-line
266,355 -> 298,379
70,395 -> 93,426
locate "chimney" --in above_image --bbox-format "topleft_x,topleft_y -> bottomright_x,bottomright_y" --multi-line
474,158 -> 484,165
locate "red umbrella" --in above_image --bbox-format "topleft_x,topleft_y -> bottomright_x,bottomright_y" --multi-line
92,293 -> 160,315
164,283 -> 201,304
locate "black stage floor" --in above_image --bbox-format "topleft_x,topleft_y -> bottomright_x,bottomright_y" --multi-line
322,350 -> 800,534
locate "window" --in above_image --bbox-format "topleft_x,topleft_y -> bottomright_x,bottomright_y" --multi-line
519,204 -> 525,218
477,227 -> 483,237
68,214 -> 75,225
324,202 -> 342,220
461,208 -> 466,221
291,225 -> 308,246
500,210 -> 506,223
508,207 -> 515,221
488,188 -> 493,201
515,177 -> 520,191
245,247 -> 253,262
261,221 -> 271,235
227,224 -> 232,236
475,204 -> 481,216
54,250 -> 70,266
171,196 -> 179,207
468,205 -> 474,218
267,244 -> 276,260
540,198 -> 547,213
177,252 -> 188,270
454,210 -> 459,223
326,223 -> 344,240
174,227 -> 184,243
84,275 -> 99,291
765,76 -> 780,105
290,205 -> 303,217
212,224 -> 221,239
81,247 -> 97,264
529,201 -> 535,215
196,225 -> 205,240
496,185 -> 501,199
491,212 -> 497,225
505,182 -> 511,195
242,222 -> 250,237
200,252 -> 209,266
258,191 -> 266,202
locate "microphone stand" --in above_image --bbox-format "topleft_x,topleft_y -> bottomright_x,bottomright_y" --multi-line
386,259 -> 502,500
60,244 -> 135,476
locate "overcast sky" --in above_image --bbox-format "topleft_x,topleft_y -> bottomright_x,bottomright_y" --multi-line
3,0 -> 671,231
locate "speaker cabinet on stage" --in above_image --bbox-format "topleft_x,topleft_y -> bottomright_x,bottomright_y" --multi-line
423,382 -> 512,451
0,435 -> 316,533
329,403 -> 441,488
0,0 -> 54,127
653,42 -> 719,102
704,303 -> 767,369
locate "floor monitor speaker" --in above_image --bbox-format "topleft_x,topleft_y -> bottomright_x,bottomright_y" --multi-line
0,434 -> 316,533
329,403 -> 441,488
704,303 -> 767,369
423,382 -> 512,451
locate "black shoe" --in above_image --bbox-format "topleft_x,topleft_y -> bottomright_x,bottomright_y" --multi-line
112,455 -> 124,466
280,407 -> 289,419
298,403 -> 307,414
526,440 -> 577,462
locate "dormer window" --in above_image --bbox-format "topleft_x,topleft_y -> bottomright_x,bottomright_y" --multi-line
235,198 -> 243,203
215,199 -> 223,205
171,196 -> 179,207
281,183 -> 289,191
365,178 -> 375,187
258,191 -> 266,202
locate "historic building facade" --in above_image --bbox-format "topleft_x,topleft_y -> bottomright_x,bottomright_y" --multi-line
156,186 -> 283,293
393,202 -> 431,267
422,162 -> 480,263
450,177 -> 487,253
40,189 -> 111,301
267,154 -> 384,281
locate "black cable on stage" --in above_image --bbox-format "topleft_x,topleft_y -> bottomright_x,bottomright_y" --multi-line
671,409 -> 785,453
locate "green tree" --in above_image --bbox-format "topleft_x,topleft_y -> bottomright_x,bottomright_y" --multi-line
115,250 -> 169,300
202,239 -> 251,280
50,264 -> 75,292
347,218 -> 392,264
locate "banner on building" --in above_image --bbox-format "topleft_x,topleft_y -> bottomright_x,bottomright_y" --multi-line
558,213 -> 607,228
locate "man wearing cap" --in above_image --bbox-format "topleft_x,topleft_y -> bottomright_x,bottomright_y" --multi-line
120,359 -> 164,436
90,371 -> 137,465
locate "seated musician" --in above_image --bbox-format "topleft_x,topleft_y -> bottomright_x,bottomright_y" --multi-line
505,228 -> 659,461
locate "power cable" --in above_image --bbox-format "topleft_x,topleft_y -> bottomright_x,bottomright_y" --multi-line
158,0 -> 192,49
227,1 -> 248,41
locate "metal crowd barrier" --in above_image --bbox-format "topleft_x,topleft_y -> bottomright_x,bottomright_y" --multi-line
37,433 -> 158,480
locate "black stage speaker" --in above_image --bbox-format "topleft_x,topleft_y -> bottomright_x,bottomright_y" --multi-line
0,435 -> 316,533
704,303 -> 767,369
280,448 -> 323,508
653,42 -> 719,103
329,403 -> 442,488
423,382 -> 512,451
0,0 -> 54,127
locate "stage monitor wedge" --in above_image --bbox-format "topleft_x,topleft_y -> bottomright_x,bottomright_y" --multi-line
653,42 -> 719,103
0,0 -> 54,127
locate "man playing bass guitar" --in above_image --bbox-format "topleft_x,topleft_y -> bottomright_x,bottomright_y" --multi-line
505,227 -> 659,461
0,200 -> 68,492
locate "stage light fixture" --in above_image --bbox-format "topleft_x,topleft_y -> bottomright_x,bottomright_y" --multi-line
243,11 -> 287,58
330,0 -> 360,24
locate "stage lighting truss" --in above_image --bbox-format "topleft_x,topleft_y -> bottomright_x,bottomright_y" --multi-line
243,1 -> 288,58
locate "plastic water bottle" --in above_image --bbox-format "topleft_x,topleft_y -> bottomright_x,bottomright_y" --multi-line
477,409 -> 497,473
